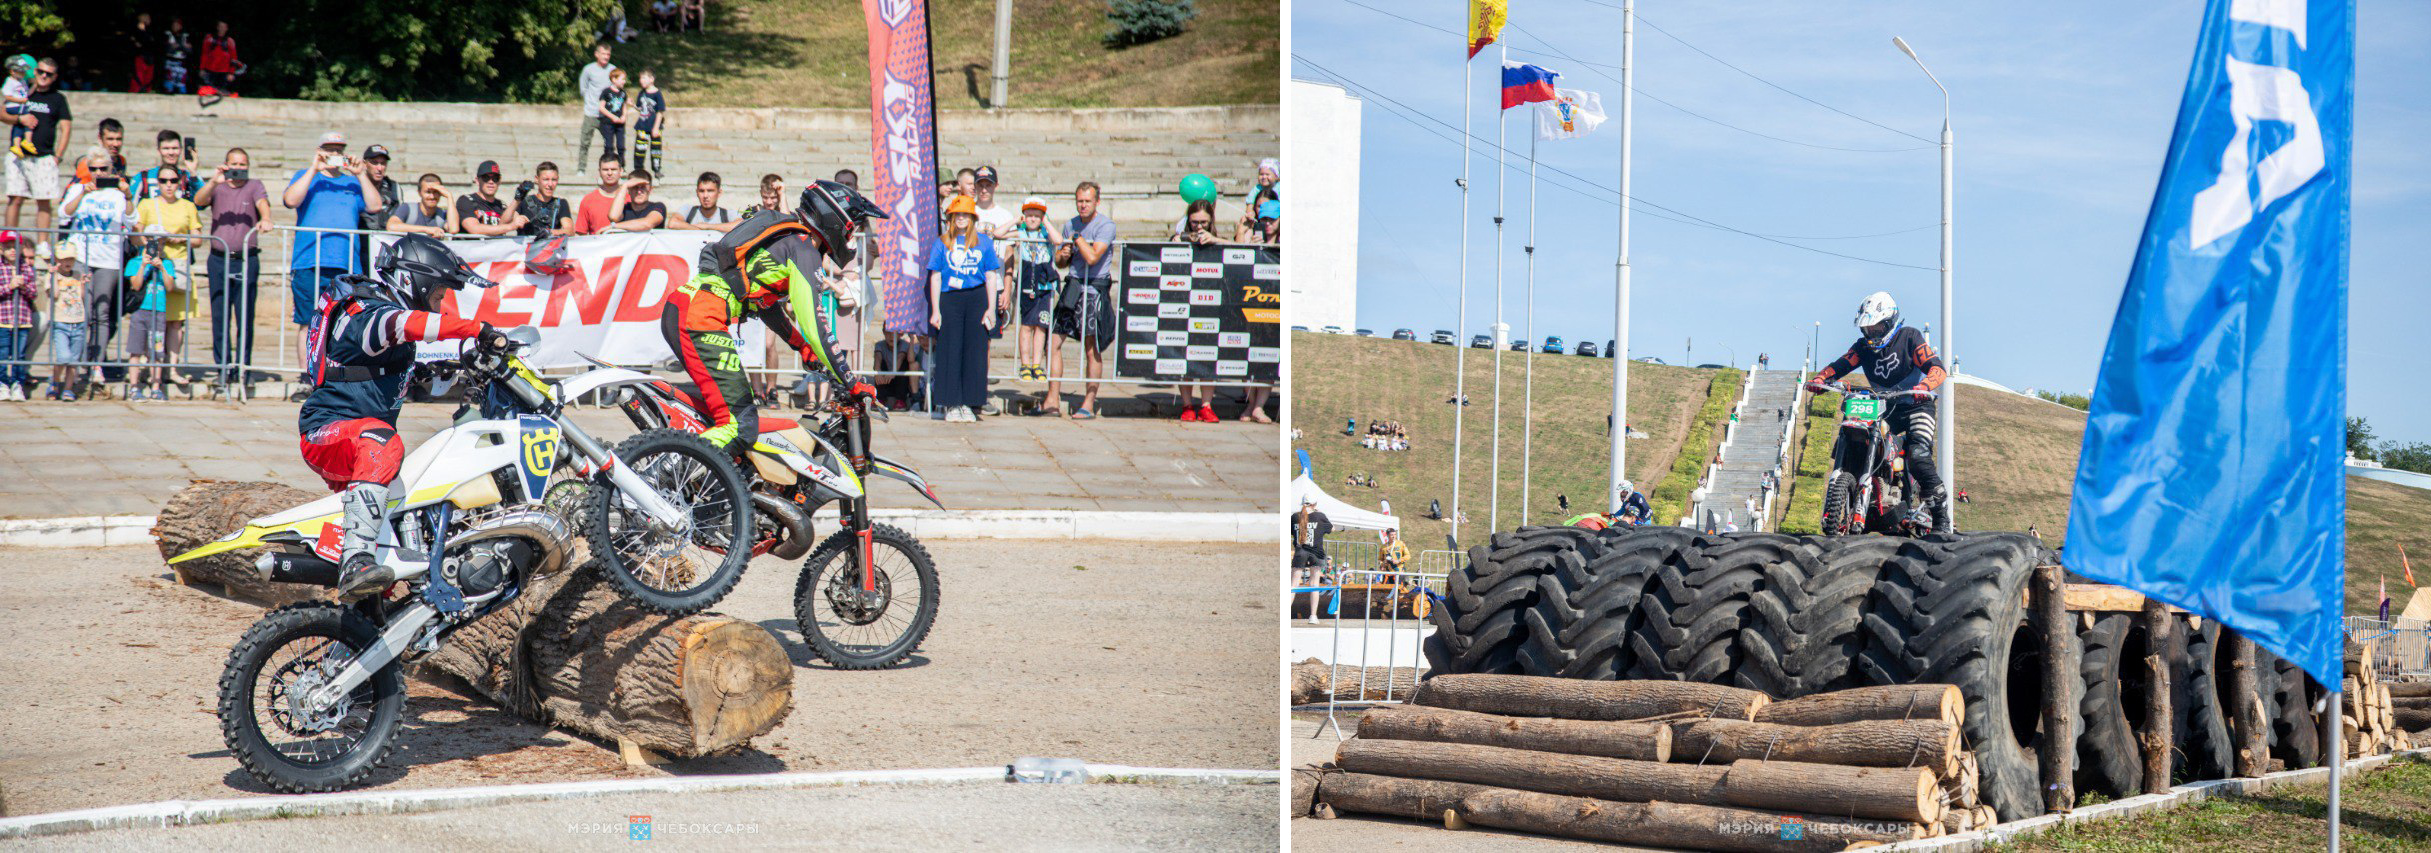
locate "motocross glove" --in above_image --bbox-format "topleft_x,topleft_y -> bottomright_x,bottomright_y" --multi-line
477,323 -> 511,351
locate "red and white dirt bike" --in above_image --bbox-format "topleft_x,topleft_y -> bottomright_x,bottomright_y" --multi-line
559,359 -> 945,669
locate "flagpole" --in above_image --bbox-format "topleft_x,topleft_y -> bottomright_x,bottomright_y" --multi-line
2329,682 -> 2342,853
1522,131 -> 1539,525
1489,40 -> 1510,534
1605,0 -> 1634,516
1451,29 -> 1476,549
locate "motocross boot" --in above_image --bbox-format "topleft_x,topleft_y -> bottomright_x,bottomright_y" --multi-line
332,483 -> 396,599
1926,486 -> 1955,535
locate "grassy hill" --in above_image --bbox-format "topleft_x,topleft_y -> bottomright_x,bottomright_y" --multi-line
1779,382 -> 2430,616
611,0 -> 1279,109
1291,332 -> 1728,551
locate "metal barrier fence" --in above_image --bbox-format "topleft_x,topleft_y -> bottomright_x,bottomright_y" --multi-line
1300,567 -> 1448,741
2346,616 -> 2431,680
0,225 -> 249,397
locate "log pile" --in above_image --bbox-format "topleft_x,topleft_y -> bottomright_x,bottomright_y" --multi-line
2393,682 -> 2431,738
1302,674 -> 1988,851
1290,658 -> 1422,705
151,480 -> 795,762
2342,639 -> 2416,757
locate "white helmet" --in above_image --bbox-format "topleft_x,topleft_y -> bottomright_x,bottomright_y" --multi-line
1854,291 -> 1900,342
1617,480 -> 1636,498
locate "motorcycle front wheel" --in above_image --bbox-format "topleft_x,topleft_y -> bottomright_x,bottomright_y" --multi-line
1821,473 -> 1856,536
589,428 -> 756,615
793,523 -> 939,669
216,602 -> 406,793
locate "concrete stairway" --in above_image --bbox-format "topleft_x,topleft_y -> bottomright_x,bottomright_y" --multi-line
1690,370 -> 1804,531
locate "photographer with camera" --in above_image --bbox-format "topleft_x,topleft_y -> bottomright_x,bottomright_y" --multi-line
281,131 -> 378,370
513,161 -> 574,238
194,147 -> 267,384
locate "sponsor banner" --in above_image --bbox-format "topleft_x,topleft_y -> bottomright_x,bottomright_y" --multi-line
863,0 -> 941,334
1112,242 -> 1282,382
372,231 -> 767,370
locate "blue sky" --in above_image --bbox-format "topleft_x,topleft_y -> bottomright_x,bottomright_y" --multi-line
1292,0 -> 2431,444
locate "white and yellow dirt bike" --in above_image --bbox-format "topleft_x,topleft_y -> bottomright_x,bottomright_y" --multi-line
171,328 -> 755,793
557,356 -> 944,670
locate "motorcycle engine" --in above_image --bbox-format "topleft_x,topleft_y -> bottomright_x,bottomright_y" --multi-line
448,545 -> 514,597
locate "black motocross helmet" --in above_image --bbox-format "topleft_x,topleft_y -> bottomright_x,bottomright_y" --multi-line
376,234 -> 489,309
796,179 -> 890,266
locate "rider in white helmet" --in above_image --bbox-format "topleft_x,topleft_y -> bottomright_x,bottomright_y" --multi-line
1806,291 -> 1953,533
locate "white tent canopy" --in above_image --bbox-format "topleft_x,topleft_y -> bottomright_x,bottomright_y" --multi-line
1290,474 -> 1399,532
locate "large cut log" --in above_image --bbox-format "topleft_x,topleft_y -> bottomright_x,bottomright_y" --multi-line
1671,718 -> 1960,777
1335,738 -> 1940,823
1290,768 -> 1324,818
151,480 -> 327,606
1356,704 -> 1672,762
2226,628 -> 2265,777
1316,772 -> 1927,852
1290,660 -> 1422,704
2035,564 -> 2076,812
2140,600 -> 2176,796
422,559 -> 793,759
2387,683 -> 2431,699
2394,696 -> 2431,710
1753,684 -> 1963,728
1942,751 -> 1980,810
2397,707 -> 2431,733
1414,674 -> 1769,721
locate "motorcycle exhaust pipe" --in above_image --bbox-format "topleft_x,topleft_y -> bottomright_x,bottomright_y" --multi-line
752,492 -> 817,561
256,551 -> 343,586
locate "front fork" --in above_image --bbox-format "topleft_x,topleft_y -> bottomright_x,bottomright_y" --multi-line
301,600 -> 437,713
841,398 -> 877,593
561,416 -> 690,531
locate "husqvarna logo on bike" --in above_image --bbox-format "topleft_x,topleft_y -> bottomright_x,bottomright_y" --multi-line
518,416 -> 561,502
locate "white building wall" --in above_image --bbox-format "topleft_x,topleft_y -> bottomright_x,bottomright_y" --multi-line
1286,80 -> 1359,332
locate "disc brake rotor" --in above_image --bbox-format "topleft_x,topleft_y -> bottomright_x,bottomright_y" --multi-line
267,646 -> 354,734
825,563 -> 894,626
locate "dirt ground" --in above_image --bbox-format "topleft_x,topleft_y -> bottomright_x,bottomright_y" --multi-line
0,541 -> 1278,817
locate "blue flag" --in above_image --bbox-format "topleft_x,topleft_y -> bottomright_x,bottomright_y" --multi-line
2065,0 -> 2352,687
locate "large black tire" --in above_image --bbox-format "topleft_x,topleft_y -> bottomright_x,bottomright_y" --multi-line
1423,528 -> 1595,677
217,602 -> 406,793
1671,533 -> 1822,699
1784,535 -> 1897,697
1848,533 -> 2055,822
2180,620 -> 2236,782
587,428 -> 755,615
2265,650 -> 2323,770
1553,527 -> 1701,681
2076,612 -> 2149,798
792,523 -> 939,669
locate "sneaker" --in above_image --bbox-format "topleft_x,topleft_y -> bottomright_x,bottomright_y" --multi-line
1179,406 -> 1201,423
43,385 -> 60,401
1197,404 -> 1218,423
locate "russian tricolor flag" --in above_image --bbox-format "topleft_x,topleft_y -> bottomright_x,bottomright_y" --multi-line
1501,62 -> 1560,110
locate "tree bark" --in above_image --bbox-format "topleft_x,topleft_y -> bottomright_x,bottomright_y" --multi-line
2392,696 -> 2431,711
419,558 -> 793,759
2225,628 -> 2266,777
2386,683 -> 2431,699
1291,659 -> 1328,706
2397,707 -> 2431,734
1355,704 -> 1672,762
1292,660 -> 1423,704
1752,685 -> 1963,728
151,480 -> 328,606
2139,600 -> 2176,795
1335,738 -> 1940,824
1316,772 -> 1927,852
1671,719 -> 1960,777
1291,768 -> 1325,818
2034,565 -> 2074,812
1414,673 -> 1769,721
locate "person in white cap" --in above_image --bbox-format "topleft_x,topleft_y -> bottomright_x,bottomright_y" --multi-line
1008,194 -> 1062,386
281,130 -> 377,370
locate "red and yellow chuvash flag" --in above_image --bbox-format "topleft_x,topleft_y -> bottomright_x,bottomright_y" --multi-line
1467,0 -> 1507,58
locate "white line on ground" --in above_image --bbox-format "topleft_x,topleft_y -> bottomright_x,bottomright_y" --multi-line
0,510 -> 1279,547
0,764 -> 1281,840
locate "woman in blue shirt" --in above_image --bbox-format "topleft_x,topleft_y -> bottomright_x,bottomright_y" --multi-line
926,195 -> 1001,423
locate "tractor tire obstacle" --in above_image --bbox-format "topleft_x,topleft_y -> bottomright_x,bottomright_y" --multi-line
1414,526 -> 2362,828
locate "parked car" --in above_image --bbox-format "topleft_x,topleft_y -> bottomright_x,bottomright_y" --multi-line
1634,356 -> 1666,365
1510,339 -> 1529,351
1356,328 -> 1377,337
1696,363 -> 1727,370
1607,339 -> 1617,358
1392,328 -> 1416,341
1576,341 -> 1599,357
1471,335 -> 1494,349
1291,325 -> 1310,332
1320,325 -> 1346,335
1431,330 -> 1457,345
1541,336 -> 1566,354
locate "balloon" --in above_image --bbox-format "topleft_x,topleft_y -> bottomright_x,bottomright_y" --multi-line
1178,173 -> 1218,204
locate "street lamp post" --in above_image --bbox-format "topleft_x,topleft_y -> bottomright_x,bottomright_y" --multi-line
1893,36 -> 1956,497
1809,321 -> 1821,373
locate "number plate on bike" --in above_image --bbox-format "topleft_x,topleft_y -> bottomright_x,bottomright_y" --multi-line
1842,398 -> 1884,421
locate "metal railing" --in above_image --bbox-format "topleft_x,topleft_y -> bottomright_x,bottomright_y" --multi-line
1300,567 -> 1447,741
0,225 -> 248,397
2346,616 -> 2431,680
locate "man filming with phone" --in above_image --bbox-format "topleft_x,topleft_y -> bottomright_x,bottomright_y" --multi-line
281,131 -> 377,372
194,146 -> 269,386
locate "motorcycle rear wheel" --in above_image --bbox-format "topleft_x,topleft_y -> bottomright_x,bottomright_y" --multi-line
217,602 -> 406,793
793,523 -> 939,669
589,428 -> 756,615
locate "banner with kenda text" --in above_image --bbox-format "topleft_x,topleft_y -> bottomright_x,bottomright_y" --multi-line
863,0 -> 941,335
372,231 -> 767,370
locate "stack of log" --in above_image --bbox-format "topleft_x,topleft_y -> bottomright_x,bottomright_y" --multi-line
1298,675 -> 1991,851
2344,639 -> 2417,756
2394,681 -> 2431,739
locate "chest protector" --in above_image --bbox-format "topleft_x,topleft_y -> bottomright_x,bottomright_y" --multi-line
306,281 -> 416,386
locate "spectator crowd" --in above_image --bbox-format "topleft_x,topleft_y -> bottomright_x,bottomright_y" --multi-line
0,41 -> 1279,423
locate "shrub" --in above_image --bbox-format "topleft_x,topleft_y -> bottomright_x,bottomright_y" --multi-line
1648,368 -> 1744,525
1777,391 -> 1841,534
1105,0 -> 1196,48
2036,389 -> 2092,411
